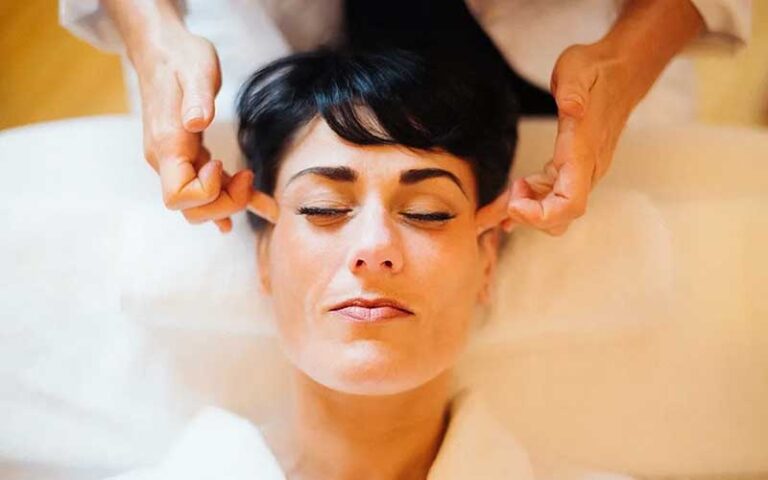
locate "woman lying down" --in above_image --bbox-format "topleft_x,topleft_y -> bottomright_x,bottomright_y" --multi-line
109,48 -> 635,480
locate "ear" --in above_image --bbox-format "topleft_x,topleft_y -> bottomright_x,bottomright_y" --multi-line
476,227 -> 502,305
255,230 -> 273,295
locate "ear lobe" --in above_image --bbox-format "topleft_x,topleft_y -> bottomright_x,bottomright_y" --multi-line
256,232 -> 272,294
477,227 -> 501,305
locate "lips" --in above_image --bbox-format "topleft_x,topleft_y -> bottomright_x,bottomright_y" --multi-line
329,298 -> 414,323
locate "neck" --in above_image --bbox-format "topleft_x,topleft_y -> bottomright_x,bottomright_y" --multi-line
262,369 -> 454,480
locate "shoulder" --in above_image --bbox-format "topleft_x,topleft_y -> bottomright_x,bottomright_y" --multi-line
446,390 -> 637,480
100,406 -> 285,480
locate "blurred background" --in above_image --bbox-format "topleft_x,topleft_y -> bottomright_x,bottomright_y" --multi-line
1,0 -> 767,130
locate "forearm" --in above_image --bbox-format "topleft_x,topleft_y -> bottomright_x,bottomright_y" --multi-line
101,0 -> 187,71
598,0 -> 705,105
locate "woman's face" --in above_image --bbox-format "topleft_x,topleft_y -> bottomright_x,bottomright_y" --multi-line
258,118 -> 500,395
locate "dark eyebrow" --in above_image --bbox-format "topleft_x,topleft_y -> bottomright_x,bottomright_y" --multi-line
286,166 -> 358,186
286,165 -> 467,198
399,168 -> 467,198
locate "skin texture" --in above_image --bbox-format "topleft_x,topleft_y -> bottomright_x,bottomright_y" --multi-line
255,118 -> 500,479
102,0 -> 704,237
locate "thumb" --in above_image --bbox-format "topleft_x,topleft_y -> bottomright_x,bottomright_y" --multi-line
178,70 -> 217,133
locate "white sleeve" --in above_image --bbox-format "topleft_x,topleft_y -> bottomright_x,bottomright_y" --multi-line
688,0 -> 752,50
103,468 -> 160,480
59,0 -> 188,54
59,0 -> 125,53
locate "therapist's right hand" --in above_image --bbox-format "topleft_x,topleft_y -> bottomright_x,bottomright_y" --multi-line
133,26 -> 254,233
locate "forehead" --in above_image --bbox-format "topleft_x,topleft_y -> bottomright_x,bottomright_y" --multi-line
273,118 -> 477,198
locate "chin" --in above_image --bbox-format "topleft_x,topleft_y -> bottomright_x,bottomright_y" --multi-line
300,340 -> 443,396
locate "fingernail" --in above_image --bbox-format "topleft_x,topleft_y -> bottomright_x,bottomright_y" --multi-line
560,95 -> 584,117
184,106 -> 205,124
563,94 -> 583,104
502,219 -> 516,232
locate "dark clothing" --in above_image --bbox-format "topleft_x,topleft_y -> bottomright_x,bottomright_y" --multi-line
343,0 -> 557,116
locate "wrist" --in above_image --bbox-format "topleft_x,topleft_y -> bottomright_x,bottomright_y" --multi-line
102,0 -> 188,73
131,24 -> 191,76
591,0 -> 704,108
589,37 -> 646,109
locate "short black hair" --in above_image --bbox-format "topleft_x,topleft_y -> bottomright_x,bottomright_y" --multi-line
236,47 -> 519,232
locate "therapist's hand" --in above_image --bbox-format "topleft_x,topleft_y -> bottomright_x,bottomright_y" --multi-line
500,0 -> 704,236
503,42 -> 632,236
103,0 -> 255,233
136,28 -> 255,233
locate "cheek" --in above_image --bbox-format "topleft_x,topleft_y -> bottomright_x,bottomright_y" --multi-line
271,219 -> 333,275
266,220 -> 341,341
402,226 -> 483,346
407,226 -> 483,308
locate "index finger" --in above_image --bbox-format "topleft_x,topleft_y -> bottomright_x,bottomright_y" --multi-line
511,154 -> 590,228
508,119 -> 592,229
157,148 -> 222,210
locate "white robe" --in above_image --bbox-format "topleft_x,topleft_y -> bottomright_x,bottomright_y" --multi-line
102,390 -> 638,480
59,0 -> 751,124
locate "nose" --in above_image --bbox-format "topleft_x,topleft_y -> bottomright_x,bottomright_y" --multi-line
347,206 -> 404,275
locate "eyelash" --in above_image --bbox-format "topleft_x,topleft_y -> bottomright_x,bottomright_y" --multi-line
296,207 -> 351,217
296,207 -> 456,223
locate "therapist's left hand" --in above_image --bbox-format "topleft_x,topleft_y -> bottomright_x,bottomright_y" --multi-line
500,0 -> 705,236
502,42 -> 635,236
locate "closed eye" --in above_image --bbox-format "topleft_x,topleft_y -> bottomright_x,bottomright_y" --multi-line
401,212 -> 456,222
296,206 -> 352,217
296,207 -> 456,224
